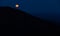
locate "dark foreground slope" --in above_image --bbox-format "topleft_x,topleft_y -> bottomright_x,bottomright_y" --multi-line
0,7 -> 59,36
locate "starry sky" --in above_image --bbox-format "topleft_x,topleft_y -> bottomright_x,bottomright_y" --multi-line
0,0 -> 60,25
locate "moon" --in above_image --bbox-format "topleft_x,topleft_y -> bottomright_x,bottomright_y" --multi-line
16,4 -> 19,8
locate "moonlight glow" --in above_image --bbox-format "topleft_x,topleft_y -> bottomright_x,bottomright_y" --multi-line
16,4 -> 19,8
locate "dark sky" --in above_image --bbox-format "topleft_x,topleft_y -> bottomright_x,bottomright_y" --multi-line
0,0 -> 60,25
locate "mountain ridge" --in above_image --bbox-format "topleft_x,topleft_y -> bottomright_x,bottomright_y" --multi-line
0,7 -> 57,24
0,7 -> 59,36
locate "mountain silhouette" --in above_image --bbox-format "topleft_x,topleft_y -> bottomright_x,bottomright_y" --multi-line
0,7 -> 59,36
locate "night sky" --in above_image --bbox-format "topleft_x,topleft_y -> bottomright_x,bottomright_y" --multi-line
0,0 -> 60,25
